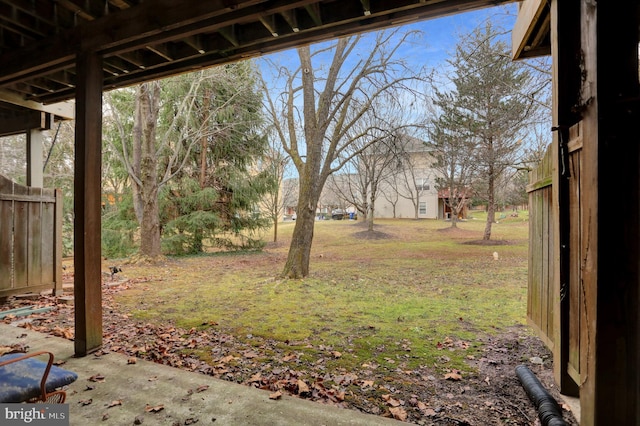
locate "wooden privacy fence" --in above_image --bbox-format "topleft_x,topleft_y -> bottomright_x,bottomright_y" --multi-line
527,142 -> 555,350
0,174 -> 63,298
527,122 -> 583,388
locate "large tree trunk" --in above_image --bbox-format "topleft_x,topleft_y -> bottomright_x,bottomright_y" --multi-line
272,217 -> 278,243
367,181 -> 377,232
139,175 -> 161,256
483,165 -> 495,240
450,207 -> 459,228
133,82 -> 163,257
282,186 -> 317,278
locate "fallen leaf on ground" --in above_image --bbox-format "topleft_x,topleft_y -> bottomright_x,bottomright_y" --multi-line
196,385 -> 209,393
423,408 -> 437,416
361,380 -> 374,388
382,394 -> 401,407
247,373 -> 262,383
389,406 -> 408,421
444,371 -> 462,381
88,374 -> 105,382
297,379 -> 309,394
145,404 -> 164,413
269,391 -> 282,400
282,353 -> 297,362
127,357 -> 137,364
107,400 -> 122,408
79,398 -> 92,406
102,413 -> 109,421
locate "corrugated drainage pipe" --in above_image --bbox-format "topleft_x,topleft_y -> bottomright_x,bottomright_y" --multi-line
515,365 -> 568,426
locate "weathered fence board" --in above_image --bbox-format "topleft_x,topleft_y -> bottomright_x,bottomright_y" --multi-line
567,122 -> 584,384
0,175 -> 62,298
0,177 -> 12,290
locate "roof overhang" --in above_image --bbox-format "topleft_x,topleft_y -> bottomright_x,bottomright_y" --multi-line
0,90 -> 74,137
511,0 -> 551,60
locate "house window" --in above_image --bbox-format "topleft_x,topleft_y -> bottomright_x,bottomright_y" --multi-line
416,178 -> 430,191
419,201 -> 427,215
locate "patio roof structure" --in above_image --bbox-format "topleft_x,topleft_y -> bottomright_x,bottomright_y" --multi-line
1,1 -> 639,424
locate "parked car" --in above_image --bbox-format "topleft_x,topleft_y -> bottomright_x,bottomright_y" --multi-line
331,209 -> 345,220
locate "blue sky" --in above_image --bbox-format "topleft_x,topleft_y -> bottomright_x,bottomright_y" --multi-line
399,4 -> 518,67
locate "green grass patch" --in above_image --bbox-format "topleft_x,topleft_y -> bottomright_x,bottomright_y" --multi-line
116,214 -> 529,374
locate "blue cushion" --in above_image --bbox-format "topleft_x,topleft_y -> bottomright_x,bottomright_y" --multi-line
0,353 -> 78,403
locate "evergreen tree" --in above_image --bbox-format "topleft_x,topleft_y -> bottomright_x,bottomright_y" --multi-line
103,63 -> 273,258
446,23 -> 539,239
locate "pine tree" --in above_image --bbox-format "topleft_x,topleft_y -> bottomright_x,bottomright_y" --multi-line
444,23 -> 538,239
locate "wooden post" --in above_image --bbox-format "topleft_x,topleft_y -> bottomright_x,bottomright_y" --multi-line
550,0 -> 581,396
73,50 -> 103,356
579,1 -> 640,424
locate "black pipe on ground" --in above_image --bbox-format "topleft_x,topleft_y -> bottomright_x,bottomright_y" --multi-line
515,364 -> 568,426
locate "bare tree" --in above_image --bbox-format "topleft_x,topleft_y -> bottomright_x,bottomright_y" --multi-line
0,134 -> 26,182
380,174 -> 401,218
394,134 -> 435,219
261,29 -> 425,278
259,132 -> 293,242
337,127 -> 406,231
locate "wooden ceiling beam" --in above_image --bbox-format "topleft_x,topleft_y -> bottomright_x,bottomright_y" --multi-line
146,44 -> 174,61
55,0 -> 97,22
108,0 -> 133,10
259,15 -> 279,37
280,9 -> 299,32
183,35 -> 207,54
0,109 -> 49,137
304,4 -> 322,26
218,25 -> 240,47
0,89 -> 74,119
360,0 -> 371,16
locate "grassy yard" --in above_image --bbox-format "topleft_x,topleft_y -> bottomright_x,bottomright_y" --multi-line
114,214 -> 530,375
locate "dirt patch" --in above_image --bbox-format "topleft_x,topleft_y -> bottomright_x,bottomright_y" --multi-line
352,230 -> 393,240
462,239 -> 516,246
436,226 -> 482,240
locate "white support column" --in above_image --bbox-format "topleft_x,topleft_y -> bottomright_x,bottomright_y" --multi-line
26,129 -> 44,188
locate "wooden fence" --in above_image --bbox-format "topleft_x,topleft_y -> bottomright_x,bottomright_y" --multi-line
527,143 -> 555,349
0,174 -> 63,298
527,122 -> 584,387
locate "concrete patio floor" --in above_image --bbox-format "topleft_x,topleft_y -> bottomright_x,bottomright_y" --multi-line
0,323 -> 403,426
